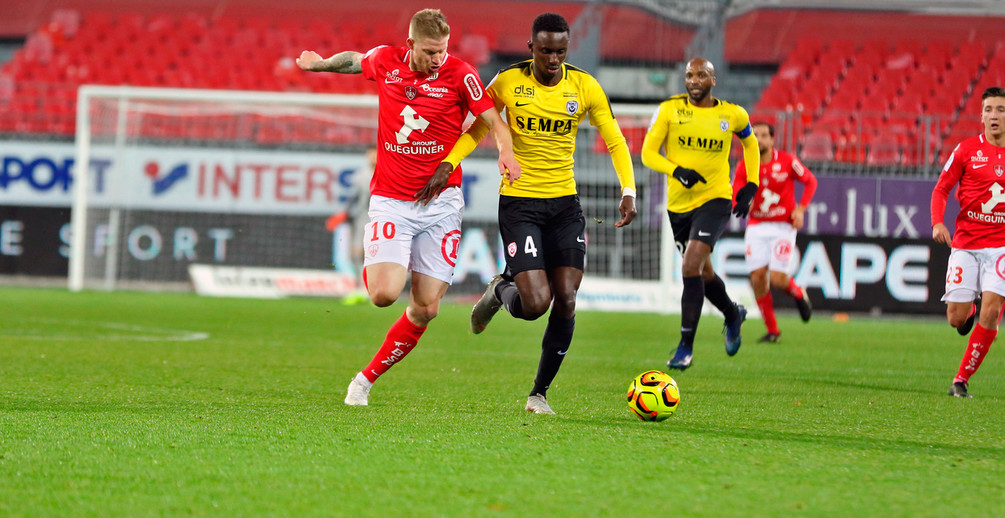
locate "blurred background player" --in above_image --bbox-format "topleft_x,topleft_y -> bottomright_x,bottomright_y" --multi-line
445,13 -> 637,415
297,8 -> 519,406
732,121 -> 816,343
931,86 -> 1005,398
330,145 -> 377,305
641,57 -> 759,371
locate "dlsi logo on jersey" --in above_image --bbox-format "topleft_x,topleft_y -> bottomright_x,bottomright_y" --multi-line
513,85 -> 534,98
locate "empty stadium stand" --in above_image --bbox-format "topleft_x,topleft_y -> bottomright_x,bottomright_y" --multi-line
752,34 -> 998,168
2,2 -> 1004,170
0,5 -> 688,140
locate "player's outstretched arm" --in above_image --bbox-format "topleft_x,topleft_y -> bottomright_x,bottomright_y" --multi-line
296,50 -> 362,74
415,163 -> 453,206
478,107 -> 520,185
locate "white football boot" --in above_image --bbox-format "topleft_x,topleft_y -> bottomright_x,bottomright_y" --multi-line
344,372 -> 372,406
525,393 -> 556,415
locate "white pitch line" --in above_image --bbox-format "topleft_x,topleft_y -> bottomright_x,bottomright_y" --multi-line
1,319 -> 210,342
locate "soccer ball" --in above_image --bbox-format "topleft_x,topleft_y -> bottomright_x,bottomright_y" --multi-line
626,370 -> 680,421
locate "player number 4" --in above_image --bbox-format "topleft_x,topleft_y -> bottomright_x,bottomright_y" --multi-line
524,236 -> 538,257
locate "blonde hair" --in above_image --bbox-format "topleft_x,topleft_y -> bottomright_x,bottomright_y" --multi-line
409,9 -> 450,41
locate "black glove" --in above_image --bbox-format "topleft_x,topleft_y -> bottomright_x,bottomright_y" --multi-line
672,167 -> 706,189
733,183 -> 758,218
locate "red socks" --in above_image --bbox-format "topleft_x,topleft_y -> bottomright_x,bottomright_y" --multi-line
756,293 -> 779,335
362,311 -> 426,383
954,323 -> 996,384
785,278 -> 803,300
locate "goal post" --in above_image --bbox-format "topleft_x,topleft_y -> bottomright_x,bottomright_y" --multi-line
69,85 -> 747,314
69,85 -> 379,293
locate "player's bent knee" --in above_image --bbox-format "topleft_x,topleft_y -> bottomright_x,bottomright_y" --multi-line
369,290 -> 399,307
408,304 -> 439,325
552,293 -> 577,314
523,303 -> 549,320
521,292 -> 553,319
947,307 -> 969,328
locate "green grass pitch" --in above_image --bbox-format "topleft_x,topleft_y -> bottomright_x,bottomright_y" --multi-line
1,286 -> 1003,517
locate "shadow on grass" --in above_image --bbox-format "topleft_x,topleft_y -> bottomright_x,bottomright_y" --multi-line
560,414 -> 1005,459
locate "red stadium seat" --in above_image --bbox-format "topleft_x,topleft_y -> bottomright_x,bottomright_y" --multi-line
799,132 -> 834,161
866,133 -> 903,165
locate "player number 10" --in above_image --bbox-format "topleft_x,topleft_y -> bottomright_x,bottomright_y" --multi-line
371,221 -> 396,241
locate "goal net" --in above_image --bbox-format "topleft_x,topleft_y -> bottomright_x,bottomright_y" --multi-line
70,85 -> 745,313
69,86 -> 379,296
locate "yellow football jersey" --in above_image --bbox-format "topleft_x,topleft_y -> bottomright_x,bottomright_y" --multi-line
642,94 -> 758,213
488,61 -> 629,198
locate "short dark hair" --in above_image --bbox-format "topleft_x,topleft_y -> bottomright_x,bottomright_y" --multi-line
753,121 -> 775,137
532,13 -> 569,36
982,86 -> 1005,100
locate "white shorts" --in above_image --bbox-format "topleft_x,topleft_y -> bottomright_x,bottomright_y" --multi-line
363,187 -> 464,284
744,222 -> 797,274
942,246 -> 1005,302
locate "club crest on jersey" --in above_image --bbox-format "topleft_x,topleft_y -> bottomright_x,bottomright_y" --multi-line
441,230 -> 461,267
507,242 -> 517,257
405,86 -> 417,100
720,120 -> 730,132
996,164 -> 1004,177
566,100 -> 579,115
773,240 -> 793,262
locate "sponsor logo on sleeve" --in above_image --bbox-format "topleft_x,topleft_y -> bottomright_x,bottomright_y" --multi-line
463,73 -> 484,101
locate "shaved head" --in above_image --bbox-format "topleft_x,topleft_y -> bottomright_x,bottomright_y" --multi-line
686,58 -> 715,76
683,57 -> 716,106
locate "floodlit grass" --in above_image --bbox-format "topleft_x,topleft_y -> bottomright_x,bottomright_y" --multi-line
1,286 -> 1003,517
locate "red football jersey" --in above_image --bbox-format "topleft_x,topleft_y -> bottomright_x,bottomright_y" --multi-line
360,45 -> 494,200
733,150 -> 817,224
931,133 -> 1005,249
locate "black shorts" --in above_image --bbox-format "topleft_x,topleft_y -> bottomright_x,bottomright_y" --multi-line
667,198 -> 732,253
498,194 -> 586,274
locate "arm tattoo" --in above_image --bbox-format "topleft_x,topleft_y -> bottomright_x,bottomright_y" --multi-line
327,51 -> 363,74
